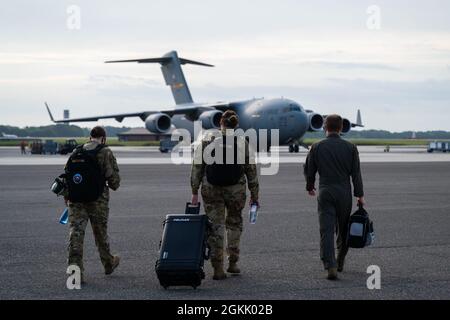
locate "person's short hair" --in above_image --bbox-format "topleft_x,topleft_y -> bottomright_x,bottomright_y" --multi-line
324,114 -> 343,132
221,110 -> 239,129
90,126 -> 107,138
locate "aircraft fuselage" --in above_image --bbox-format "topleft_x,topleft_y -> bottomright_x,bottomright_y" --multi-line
171,97 -> 309,147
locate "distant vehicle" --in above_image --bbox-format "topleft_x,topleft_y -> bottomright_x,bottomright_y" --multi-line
0,133 -> 39,142
159,139 -> 178,153
58,139 -> 78,155
43,140 -> 58,154
30,141 -> 43,154
1,132 -> 19,139
30,140 -> 58,154
427,141 -> 450,153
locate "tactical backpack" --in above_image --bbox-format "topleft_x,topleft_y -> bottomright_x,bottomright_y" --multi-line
65,144 -> 105,203
206,136 -> 244,186
347,204 -> 375,248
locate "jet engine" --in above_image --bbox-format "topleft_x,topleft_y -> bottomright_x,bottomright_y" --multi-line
342,118 -> 351,134
145,113 -> 172,133
198,110 -> 223,129
308,113 -> 324,131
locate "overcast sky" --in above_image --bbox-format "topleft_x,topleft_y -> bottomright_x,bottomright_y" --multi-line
1,0 -> 450,131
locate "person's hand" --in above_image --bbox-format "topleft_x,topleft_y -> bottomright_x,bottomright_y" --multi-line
357,197 -> 365,207
191,194 -> 199,205
308,188 -> 316,197
64,197 -> 69,207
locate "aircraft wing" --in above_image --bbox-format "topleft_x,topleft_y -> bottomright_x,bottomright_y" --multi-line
45,102 -> 232,124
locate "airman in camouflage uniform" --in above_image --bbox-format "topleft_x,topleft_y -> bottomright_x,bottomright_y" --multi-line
191,110 -> 259,280
64,127 -> 121,281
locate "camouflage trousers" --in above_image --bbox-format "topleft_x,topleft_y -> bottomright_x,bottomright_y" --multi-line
201,180 -> 246,267
68,198 -> 114,274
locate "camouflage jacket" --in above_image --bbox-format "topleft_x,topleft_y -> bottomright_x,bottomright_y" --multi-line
63,141 -> 121,200
190,130 -> 259,201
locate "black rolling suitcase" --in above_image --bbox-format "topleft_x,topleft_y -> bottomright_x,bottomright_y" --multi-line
155,203 -> 210,289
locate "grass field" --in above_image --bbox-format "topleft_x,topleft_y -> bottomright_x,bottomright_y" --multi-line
304,138 -> 434,146
0,137 -> 438,147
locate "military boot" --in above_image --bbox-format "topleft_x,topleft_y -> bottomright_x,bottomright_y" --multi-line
105,255 -> 120,275
212,262 -> 227,280
227,262 -> 241,274
327,267 -> 338,280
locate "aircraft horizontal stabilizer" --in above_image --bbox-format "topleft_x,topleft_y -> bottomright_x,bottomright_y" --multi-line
105,57 -> 172,64
105,57 -> 214,67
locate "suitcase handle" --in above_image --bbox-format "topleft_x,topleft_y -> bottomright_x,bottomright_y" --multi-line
185,202 -> 201,215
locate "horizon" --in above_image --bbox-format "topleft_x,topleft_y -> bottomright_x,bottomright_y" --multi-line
1,0 -> 450,131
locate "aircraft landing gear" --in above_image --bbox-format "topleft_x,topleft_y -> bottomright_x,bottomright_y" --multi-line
289,144 -> 300,153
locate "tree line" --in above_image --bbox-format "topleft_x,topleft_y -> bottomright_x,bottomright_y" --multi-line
0,125 -> 130,138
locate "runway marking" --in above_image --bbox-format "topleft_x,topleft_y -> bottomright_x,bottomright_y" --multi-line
0,146 -> 449,165
0,154 -> 449,165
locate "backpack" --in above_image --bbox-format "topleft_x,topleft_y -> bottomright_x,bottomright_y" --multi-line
347,205 -> 375,248
206,135 -> 244,186
65,144 -> 105,203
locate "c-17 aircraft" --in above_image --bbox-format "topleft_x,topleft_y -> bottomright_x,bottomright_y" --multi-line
45,50 -> 363,152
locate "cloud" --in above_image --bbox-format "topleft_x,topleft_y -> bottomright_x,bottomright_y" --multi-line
298,61 -> 400,71
1,0 -> 450,131
85,74 -> 161,89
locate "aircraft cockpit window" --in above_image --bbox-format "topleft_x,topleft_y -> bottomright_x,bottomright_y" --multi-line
284,105 -> 301,112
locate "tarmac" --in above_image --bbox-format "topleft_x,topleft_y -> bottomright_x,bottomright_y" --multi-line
1,145 -> 450,165
0,146 -> 449,299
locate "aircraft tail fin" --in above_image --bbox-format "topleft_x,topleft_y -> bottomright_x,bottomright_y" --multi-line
106,51 -> 214,105
352,109 -> 364,127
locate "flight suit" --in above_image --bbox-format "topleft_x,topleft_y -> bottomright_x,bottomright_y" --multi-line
304,133 -> 364,269
65,141 -> 121,274
191,131 -> 259,268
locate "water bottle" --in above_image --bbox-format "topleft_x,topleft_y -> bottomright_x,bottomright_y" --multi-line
59,207 -> 69,225
249,202 -> 259,224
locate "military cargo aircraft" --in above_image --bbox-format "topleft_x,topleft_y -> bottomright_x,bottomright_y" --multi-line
45,50 -> 363,152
